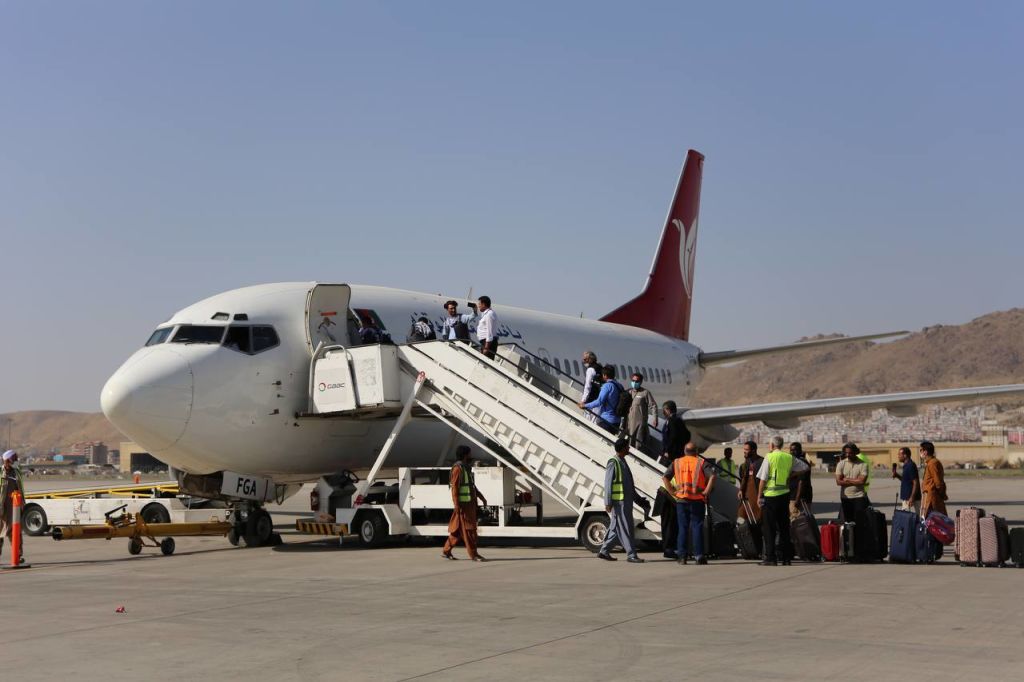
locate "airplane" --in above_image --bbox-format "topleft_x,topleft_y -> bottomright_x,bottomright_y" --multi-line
100,149 -> 1024,544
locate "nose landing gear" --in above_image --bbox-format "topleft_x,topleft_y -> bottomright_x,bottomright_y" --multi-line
228,503 -> 282,547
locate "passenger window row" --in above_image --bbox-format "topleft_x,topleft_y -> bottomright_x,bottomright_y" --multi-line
547,356 -> 673,385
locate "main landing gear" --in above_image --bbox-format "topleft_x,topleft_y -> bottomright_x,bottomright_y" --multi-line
227,502 -> 282,548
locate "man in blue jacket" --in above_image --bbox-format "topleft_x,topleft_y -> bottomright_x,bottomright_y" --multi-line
581,365 -> 623,433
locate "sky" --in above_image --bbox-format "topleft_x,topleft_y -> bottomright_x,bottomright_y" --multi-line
1,2 -> 1022,413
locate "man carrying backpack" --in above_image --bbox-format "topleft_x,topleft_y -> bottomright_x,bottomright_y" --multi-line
407,316 -> 437,342
582,365 -> 624,434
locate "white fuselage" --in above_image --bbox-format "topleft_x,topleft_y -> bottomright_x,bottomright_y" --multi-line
102,282 -> 703,482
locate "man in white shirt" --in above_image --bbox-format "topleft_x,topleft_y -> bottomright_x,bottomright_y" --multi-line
579,351 -> 602,420
475,296 -> 498,359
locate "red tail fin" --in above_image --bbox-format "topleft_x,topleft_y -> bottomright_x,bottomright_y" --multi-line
600,149 -> 704,340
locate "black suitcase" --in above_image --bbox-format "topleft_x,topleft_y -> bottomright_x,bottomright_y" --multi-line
915,517 -> 942,563
791,503 -> 821,561
735,501 -> 762,560
890,504 -> 917,564
854,507 -> 887,562
840,522 -> 856,562
1010,527 -> 1024,568
712,520 -> 737,558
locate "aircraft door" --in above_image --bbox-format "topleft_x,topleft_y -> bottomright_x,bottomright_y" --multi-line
305,284 -> 352,352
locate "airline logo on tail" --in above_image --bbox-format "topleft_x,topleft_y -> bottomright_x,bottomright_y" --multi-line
674,217 -> 699,298
599,149 -> 704,340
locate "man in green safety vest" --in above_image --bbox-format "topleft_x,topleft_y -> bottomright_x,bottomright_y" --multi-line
756,436 -> 809,566
719,447 -> 738,484
442,446 -> 489,562
0,450 -> 25,561
597,438 -> 645,563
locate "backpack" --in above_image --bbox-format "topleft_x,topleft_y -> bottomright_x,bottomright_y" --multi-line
445,318 -> 470,341
614,383 -> 632,418
408,321 -> 436,343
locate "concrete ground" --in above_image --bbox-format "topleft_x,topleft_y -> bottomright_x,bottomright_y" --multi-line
2,477 -> 1022,681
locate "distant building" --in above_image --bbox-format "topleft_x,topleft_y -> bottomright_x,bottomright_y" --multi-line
70,441 -> 109,465
981,420 -> 1006,447
118,441 -> 167,474
54,454 -> 89,464
108,449 -> 120,467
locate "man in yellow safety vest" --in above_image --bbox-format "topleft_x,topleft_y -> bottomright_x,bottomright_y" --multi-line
756,436 -> 809,566
442,446 -> 489,562
597,438 -> 645,563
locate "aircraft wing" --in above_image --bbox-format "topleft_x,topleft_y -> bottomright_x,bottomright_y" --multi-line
681,383 -> 1024,441
698,331 -> 908,367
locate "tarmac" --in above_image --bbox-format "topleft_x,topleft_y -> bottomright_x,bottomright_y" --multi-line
2,476 -> 1022,681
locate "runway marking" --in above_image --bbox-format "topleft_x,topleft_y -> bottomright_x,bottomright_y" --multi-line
397,564 -> 833,681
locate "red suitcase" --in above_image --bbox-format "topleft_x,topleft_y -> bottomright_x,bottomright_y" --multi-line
821,521 -> 840,562
979,515 -> 1010,567
926,512 -> 956,545
956,507 -> 984,566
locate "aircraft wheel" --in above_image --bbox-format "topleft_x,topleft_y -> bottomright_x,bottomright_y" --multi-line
244,509 -> 273,547
578,513 -> 609,554
128,538 -> 143,555
160,537 -> 176,556
227,528 -> 241,546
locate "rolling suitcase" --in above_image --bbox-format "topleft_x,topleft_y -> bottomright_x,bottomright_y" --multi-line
979,515 -> 1010,567
712,520 -> 738,559
854,508 -> 887,562
791,502 -> 821,561
1010,527 -> 1024,568
956,507 -> 984,566
841,522 -> 856,562
890,507 -> 917,564
915,517 -> 942,563
735,501 -> 762,560
821,521 -> 841,562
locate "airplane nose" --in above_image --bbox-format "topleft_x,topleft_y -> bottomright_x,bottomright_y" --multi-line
101,347 -> 193,452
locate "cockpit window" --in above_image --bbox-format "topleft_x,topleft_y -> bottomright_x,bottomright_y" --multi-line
145,327 -> 174,346
224,326 -> 252,353
252,326 -> 279,352
171,325 -> 225,344
222,325 -> 279,354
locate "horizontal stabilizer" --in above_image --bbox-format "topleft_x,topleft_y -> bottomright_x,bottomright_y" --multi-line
698,331 -> 909,367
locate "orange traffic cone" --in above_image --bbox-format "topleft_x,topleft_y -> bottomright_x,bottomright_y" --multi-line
4,491 -> 31,570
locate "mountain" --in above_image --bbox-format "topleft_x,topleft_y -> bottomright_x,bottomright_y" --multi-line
0,411 -> 124,456
694,308 -> 1024,410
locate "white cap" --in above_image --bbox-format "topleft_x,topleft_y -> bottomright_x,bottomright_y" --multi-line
2,450 -> 15,461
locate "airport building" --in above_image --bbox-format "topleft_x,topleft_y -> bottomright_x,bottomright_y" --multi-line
70,440 -> 108,465
118,441 -> 168,473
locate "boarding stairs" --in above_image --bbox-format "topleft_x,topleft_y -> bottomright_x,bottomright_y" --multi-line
310,341 -> 738,537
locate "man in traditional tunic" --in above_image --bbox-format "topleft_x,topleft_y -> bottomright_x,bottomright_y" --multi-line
442,446 -> 489,562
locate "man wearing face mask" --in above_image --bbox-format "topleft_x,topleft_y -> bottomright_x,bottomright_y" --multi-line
621,373 -> 658,453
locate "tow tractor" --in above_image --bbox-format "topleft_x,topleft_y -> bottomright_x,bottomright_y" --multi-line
22,481 -> 220,537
